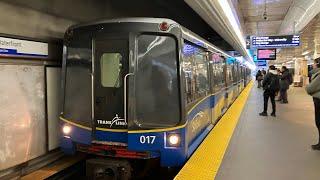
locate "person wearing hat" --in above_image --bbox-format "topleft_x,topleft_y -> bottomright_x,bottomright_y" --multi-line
306,57 -> 320,150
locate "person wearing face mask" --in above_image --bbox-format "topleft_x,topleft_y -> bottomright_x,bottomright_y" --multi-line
306,57 -> 320,150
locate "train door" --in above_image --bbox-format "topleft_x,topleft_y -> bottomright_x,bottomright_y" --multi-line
222,57 -> 229,114
93,36 -> 129,134
210,53 -> 224,122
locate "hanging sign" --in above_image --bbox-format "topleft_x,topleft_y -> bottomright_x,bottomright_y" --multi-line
255,60 -> 267,67
0,37 -> 48,58
251,35 -> 300,48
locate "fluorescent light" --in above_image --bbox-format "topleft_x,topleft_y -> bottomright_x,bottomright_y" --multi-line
217,0 -> 255,68
302,51 -> 310,56
286,60 -> 294,64
217,0 -> 246,48
245,61 -> 256,70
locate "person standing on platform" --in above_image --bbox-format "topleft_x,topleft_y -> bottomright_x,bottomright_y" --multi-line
278,66 -> 291,104
260,65 -> 280,117
306,57 -> 320,150
256,70 -> 263,88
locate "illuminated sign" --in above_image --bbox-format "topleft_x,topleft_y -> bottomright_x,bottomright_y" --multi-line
257,49 -> 276,60
252,35 -> 300,48
0,37 -> 48,58
255,60 -> 267,67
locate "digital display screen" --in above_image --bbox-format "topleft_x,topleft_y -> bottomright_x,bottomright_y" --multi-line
252,35 -> 300,48
257,49 -> 276,60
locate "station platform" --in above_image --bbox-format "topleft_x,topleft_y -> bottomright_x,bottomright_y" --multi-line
176,82 -> 320,180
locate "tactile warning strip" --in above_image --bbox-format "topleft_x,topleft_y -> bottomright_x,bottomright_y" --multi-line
175,81 -> 253,180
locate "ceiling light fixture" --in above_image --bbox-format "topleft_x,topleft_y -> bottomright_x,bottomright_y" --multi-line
217,0 -> 256,69
263,0 -> 268,20
301,51 -> 310,56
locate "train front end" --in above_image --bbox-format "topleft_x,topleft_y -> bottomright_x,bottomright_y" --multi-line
59,19 -> 187,167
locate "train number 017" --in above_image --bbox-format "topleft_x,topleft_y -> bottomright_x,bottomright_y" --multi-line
139,135 -> 156,144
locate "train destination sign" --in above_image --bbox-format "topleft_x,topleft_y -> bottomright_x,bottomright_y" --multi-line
252,35 -> 300,48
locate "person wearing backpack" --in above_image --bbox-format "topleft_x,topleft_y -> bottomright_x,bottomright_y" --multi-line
278,66 -> 291,103
306,57 -> 320,150
260,65 -> 280,117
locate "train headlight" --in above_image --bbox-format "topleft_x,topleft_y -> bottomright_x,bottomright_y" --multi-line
62,125 -> 72,135
167,133 -> 180,147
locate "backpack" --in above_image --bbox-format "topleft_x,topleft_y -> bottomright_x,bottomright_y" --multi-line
288,73 -> 293,85
267,74 -> 280,92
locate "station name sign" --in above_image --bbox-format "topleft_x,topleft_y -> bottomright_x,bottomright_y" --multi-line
251,35 -> 300,48
0,37 -> 48,59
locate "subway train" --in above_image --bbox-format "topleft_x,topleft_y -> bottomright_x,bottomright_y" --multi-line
59,18 -> 251,177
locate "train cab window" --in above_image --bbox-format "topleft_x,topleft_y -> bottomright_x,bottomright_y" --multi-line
134,34 -> 180,129
100,53 -> 122,88
63,39 -> 92,127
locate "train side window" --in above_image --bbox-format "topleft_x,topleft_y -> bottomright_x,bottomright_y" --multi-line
210,53 -> 224,92
182,42 -> 209,105
100,53 -> 122,88
194,54 -> 209,95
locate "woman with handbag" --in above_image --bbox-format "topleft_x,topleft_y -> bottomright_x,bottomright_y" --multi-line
306,57 -> 320,150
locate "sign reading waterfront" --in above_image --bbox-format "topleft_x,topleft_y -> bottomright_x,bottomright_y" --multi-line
252,35 -> 300,48
0,37 -> 48,58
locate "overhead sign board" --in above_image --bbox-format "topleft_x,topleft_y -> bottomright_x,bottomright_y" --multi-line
0,37 -> 48,58
252,35 -> 300,48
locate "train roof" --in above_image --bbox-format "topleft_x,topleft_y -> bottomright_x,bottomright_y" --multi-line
69,17 -> 178,30
68,17 -> 232,58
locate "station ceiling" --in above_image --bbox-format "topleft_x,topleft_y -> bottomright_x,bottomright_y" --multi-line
239,0 -> 293,36
276,14 -> 320,63
238,0 -> 320,64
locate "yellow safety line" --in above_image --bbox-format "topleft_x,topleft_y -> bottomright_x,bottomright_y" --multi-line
174,81 -> 253,180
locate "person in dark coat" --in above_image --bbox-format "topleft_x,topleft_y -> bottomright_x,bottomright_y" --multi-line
278,66 -> 290,103
306,57 -> 320,150
260,65 -> 280,117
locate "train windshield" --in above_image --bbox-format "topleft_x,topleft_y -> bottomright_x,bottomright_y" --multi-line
132,34 -> 181,129
62,36 -> 92,127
